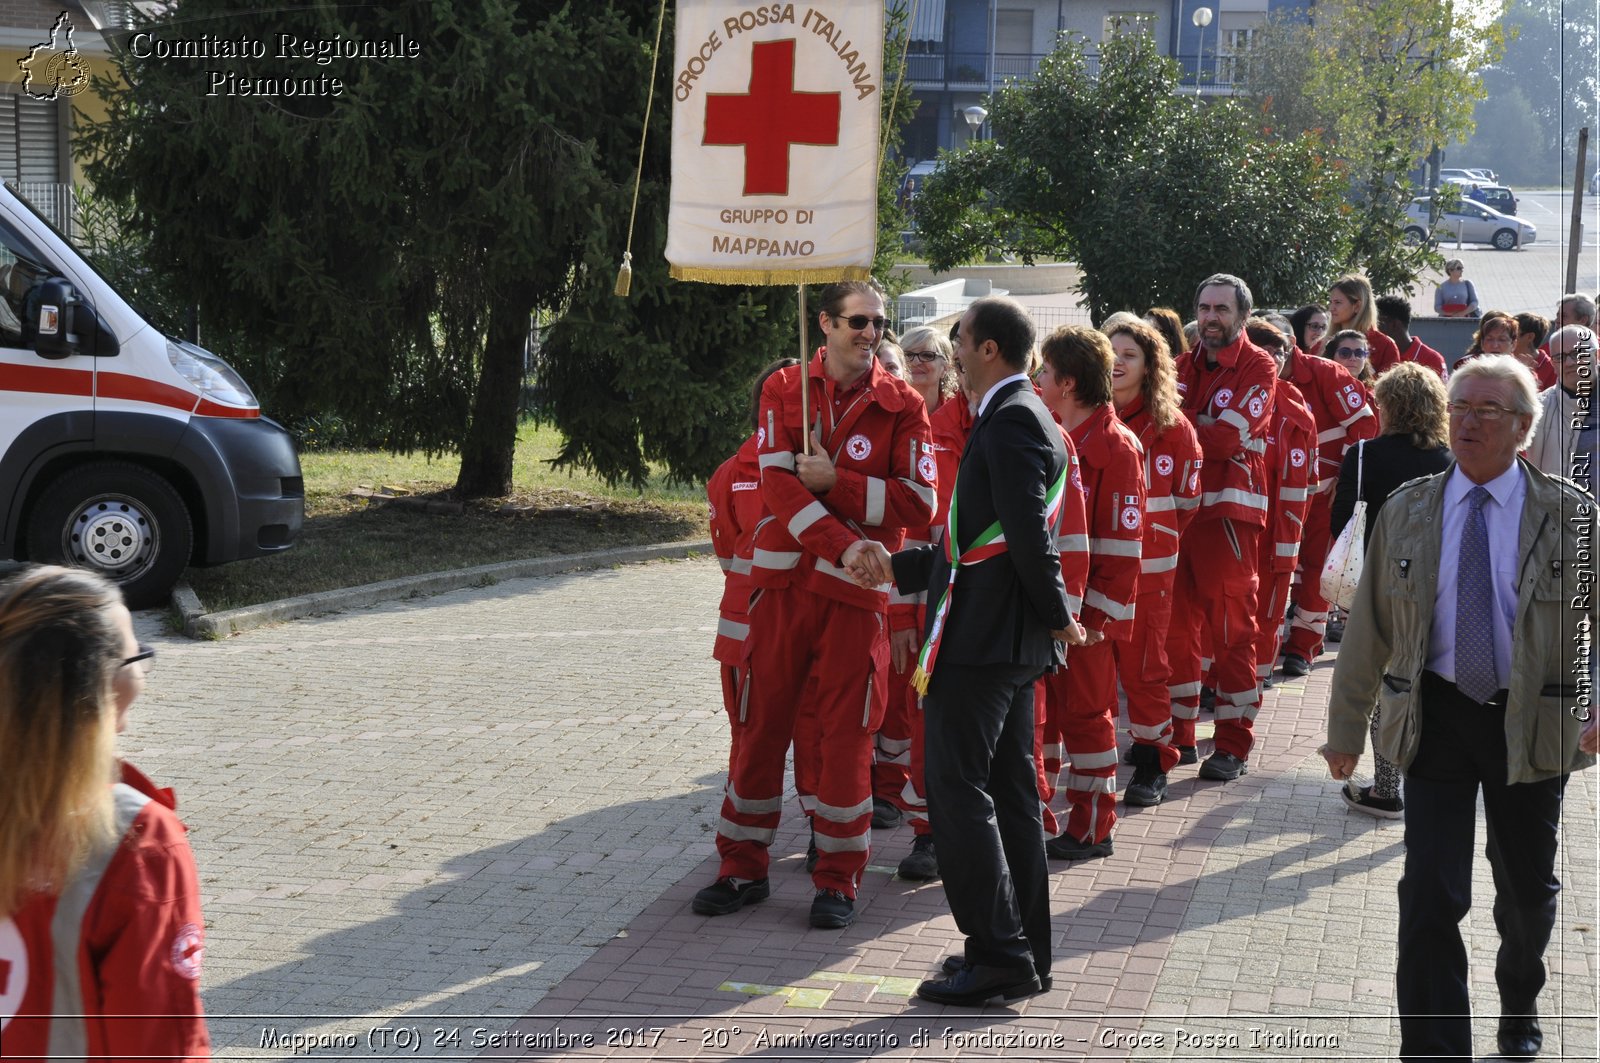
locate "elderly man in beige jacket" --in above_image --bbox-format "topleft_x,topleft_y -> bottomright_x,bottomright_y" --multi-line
1322,354 -> 1596,1063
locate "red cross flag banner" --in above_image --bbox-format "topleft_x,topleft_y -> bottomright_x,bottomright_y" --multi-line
666,0 -> 883,284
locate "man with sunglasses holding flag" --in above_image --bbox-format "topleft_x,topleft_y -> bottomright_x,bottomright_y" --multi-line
695,280 -> 935,931
851,296 -> 1085,1006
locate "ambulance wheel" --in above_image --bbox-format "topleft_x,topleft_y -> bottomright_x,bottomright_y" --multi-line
28,462 -> 193,610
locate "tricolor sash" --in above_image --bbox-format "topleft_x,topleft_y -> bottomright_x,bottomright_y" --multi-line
910,463 -> 1070,695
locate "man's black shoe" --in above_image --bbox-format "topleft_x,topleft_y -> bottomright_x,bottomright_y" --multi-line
1497,1016 -> 1542,1060
1199,686 -> 1216,711
1177,745 -> 1198,765
1198,751 -> 1248,781
1262,674 -> 1275,689
804,825 -> 818,873
1124,765 -> 1168,806
1045,833 -> 1114,861
809,887 -> 856,929
871,796 -> 903,829
691,877 -> 770,916
897,834 -> 939,881
916,963 -> 1042,1006
1326,615 -> 1345,643
940,955 -> 1052,991
1280,653 -> 1311,678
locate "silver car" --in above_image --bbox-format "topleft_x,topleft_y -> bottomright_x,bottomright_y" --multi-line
1404,197 -> 1536,251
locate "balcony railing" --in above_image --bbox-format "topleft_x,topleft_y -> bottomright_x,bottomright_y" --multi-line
905,49 -> 1244,94
10,182 -> 76,238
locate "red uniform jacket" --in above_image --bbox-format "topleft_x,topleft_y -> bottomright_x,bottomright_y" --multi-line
708,435 -> 762,664
8,763 -> 209,1062
1397,336 -> 1448,379
1361,327 -> 1405,375
1118,394 -> 1203,594
888,396 -> 959,632
1263,379 -> 1318,572
751,349 -> 935,609
1066,404 -> 1145,639
1177,332 -> 1277,527
1282,346 -> 1379,495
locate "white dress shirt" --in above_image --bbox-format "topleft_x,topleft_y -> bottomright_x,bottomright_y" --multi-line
1427,462 -> 1525,690
978,372 -> 1033,417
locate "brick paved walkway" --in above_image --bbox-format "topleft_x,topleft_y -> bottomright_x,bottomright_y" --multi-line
126,557 -> 1597,1061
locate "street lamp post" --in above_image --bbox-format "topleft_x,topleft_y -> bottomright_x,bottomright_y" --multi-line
963,104 -> 989,142
1191,6 -> 1213,97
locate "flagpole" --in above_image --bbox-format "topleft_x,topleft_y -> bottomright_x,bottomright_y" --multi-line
797,284 -> 810,456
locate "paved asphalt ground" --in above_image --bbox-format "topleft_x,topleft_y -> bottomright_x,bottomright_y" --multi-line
126,555 -> 1597,1062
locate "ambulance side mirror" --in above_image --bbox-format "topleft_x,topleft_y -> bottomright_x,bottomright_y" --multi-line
32,277 -> 78,359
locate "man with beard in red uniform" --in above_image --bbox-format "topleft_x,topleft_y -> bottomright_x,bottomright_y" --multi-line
1273,309 -> 1377,677
695,280 -> 936,930
1035,325 -> 1145,860
1244,322 -> 1317,688
1170,274 -> 1276,782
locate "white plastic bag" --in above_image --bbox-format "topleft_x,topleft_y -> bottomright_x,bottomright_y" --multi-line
1320,440 -> 1367,610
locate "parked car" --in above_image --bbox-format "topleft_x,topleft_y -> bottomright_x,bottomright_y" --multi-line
1441,166 -> 1498,184
1404,197 -> 1536,250
1443,177 -> 1518,215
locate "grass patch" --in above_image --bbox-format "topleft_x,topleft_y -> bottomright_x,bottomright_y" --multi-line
183,421 -> 705,613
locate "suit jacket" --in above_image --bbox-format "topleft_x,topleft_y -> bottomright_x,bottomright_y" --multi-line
1327,457 -> 1596,784
892,378 -> 1074,668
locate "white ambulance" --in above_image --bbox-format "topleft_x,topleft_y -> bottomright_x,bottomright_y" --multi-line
0,184 -> 302,608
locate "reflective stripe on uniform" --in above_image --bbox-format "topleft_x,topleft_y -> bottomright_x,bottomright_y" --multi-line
717,617 -> 750,641
1146,495 -> 1177,512
1084,590 -> 1136,621
1065,747 -> 1119,770
731,555 -> 753,576
1129,720 -> 1171,741
1141,554 -> 1179,574
724,783 -> 782,815
1089,538 -> 1142,557
1279,486 -> 1309,503
716,817 -> 776,844
1219,407 -> 1251,444
1056,533 -> 1090,552
752,548 -> 801,570
789,499 -> 829,539
1275,543 -> 1300,557
48,783 -> 150,1061
1202,488 -> 1269,511
1062,770 -> 1117,794
865,477 -> 886,526
814,795 -> 874,823
904,478 -> 936,516
760,451 -> 796,472
814,831 -> 870,852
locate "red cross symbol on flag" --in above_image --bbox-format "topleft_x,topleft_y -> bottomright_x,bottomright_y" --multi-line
704,38 -> 842,196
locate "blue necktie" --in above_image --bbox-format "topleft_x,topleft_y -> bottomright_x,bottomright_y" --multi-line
1454,485 -> 1499,704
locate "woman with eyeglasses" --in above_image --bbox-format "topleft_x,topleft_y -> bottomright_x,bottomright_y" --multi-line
1433,260 -> 1479,319
870,323 -> 957,879
1459,310 -> 1548,384
1327,274 -> 1402,374
1289,304 -> 1331,358
1327,364 -> 1452,818
0,565 -> 210,1059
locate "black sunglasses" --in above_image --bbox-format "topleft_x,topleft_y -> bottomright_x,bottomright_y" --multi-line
1333,346 -> 1369,358
121,643 -> 155,669
833,314 -> 887,332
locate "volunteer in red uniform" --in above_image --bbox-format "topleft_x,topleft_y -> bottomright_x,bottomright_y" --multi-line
1245,322 -> 1317,685
1106,319 -> 1201,804
1328,274 -> 1402,377
875,325 -> 955,879
709,359 -> 799,775
1274,315 -> 1378,678
1171,274 -> 1277,782
695,280 -> 935,930
1036,326 -> 1144,860
2,566 -> 210,1061
1374,296 -> 1447,379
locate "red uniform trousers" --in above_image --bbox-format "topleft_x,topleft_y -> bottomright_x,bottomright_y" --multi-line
1032,679 -> 1060,837
1114,586 -> 1181,773
1045,637 -> 1120,843
1283,492 -> 1334,662
875,605 -> 931,835
1254,536 -> 1294,682
1169,519 -> 1261,760
718,586 -> 885,897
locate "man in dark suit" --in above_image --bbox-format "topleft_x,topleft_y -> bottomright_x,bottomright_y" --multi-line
851,296 -> 1084,1006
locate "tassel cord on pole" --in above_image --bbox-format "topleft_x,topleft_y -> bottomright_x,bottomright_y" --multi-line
616,0 -> 671,297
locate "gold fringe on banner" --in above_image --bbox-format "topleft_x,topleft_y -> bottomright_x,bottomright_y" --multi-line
670,265 -> 874,285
